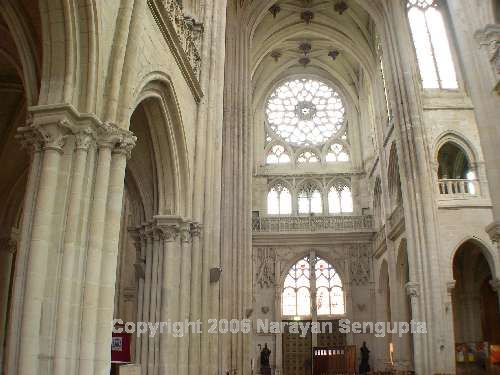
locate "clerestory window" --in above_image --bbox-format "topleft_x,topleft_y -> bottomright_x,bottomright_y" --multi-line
407,0 -> 458,89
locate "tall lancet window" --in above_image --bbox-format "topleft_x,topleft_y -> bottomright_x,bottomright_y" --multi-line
407,0 -> 458,89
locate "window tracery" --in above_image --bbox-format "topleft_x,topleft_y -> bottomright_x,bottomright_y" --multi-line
266,144 -> 291,164
328,183 -> 353,214
267,183 -> 292,215
266,79 -> 346,147
298,182 -> 323,214
297,150 -> 320,164
407,0 -> 458,89
282,255 -> 344,317
325,143 -> 350,162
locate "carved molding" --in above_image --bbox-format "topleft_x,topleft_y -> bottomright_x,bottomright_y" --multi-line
254,247 -> 276,288
349,244 -> 371,286
148,0 -> 204,102
18,104 -> 137,158
475,24 -> 500,94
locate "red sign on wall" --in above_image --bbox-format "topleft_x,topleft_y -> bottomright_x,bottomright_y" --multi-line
111,324 -> 131,363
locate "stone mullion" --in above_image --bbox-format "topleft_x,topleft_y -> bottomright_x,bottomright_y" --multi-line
17,122 -> 68,375
177,222 -> 193,375
158,225 -> 180,374
3,134 -> 42,375
78,141 -> 114,375
53,131 -> 94,375
141,227 -> 154,375
94,141 -> 132,374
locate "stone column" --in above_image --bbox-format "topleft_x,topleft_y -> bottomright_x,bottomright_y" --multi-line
17,120 -> 69,375
132,231 -> 146,364
177,221 -> 193,375
53,129 -> 93,375
0,235 -> 18,372
141,226 -> 153,375
10,107 -> 135,375
405,282 -> 423,371
157,219 -> 181,374
188,223 -> 202,375
94,138 -> 133,374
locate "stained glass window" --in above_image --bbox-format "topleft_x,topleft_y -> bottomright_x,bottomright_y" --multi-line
267,184 -> 292,215
266,79 -> 345,146
315,258 -> 345,315
407,0 -> 458,89
283,257 -> 311,316
282,255 -> 345,317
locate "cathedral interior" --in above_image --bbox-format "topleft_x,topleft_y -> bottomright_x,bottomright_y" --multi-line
0,0 -> 499,374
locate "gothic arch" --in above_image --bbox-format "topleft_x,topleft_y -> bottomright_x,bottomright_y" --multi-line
129,76 -> 191,217
450,237 -> 498,280
434,131 -> 479,167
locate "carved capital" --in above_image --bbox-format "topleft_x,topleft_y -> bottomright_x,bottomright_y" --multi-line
75,128 -> 95,150
190,222 -> 202,237
17,120 -> 71,154
157,225 -> 179,242
180,223 -> 192,243
490,278 -> 500,293
405,281 -> 420,299
446,280 -> 456,296
96,122 -> 136,157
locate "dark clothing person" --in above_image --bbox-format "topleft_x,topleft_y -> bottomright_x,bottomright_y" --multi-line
359,342 -> 371,374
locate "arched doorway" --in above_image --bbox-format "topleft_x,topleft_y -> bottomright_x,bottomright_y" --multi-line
452,240 -> 500,374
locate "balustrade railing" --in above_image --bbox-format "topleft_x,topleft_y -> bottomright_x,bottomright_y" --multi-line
438,179 -> 479,197
252,215 -> 373,233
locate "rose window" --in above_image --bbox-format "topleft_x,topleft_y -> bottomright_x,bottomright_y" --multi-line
266,79 -> 345,146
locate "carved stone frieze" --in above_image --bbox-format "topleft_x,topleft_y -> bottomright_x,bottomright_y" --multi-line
349,244 -> 371,286
475,24 -> 500,94
148,0 -> 204,102
254,247 -> 276,288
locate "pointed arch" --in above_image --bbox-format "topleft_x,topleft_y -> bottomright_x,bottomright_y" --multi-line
130,74 -> 191,217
